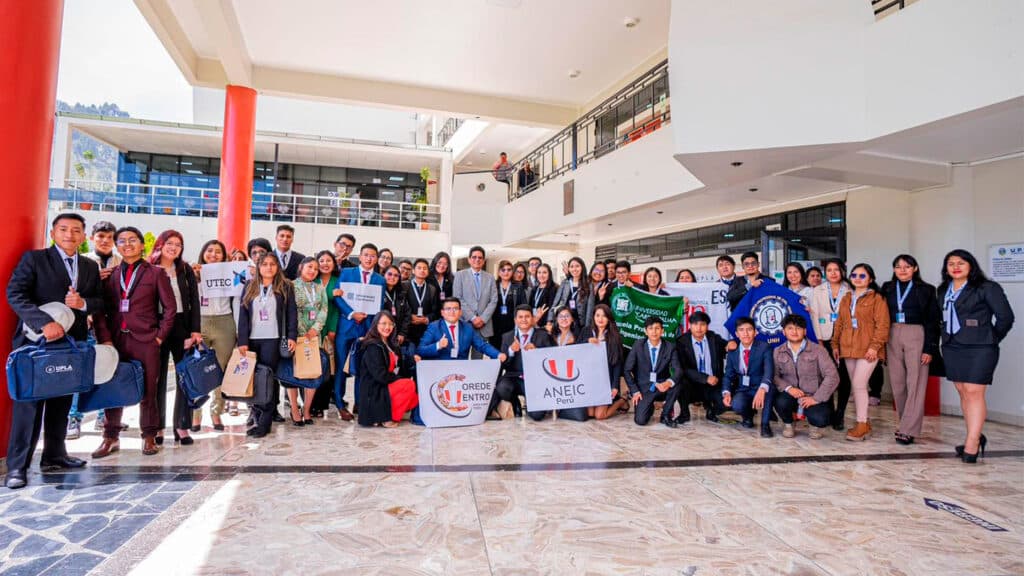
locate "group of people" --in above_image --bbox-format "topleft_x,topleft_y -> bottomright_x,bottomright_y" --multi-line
3,212 -> 1014,490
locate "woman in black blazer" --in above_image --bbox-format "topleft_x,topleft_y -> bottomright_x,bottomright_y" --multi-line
880,254 -> 941,445
528,263 -> 558,331
357,311 -> 418,427
237,253 -> 298,438
583,304 -> 628,420
150,230 -> 202,445
490,259 -> 528,351
938,249 -> 1015,463
427,251 -> 454,300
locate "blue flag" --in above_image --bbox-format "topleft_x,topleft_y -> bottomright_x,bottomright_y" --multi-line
724,281 -> 817,347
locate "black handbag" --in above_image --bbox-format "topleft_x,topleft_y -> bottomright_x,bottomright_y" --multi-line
250,364 -> 275,406
278,290 -> 292,359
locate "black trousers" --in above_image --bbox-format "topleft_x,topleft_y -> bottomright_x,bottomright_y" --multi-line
248,338 -> 281,434
5,395 -> 73,473
157,314 -> 190,432
731,386 -> 776,426
775,393 -> 833,428
869,363 -> 884,399
821,339 -> 851,426
634,384 -> 681,426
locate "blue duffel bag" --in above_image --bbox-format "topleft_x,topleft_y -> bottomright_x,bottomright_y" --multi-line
175,344 -> 224,409
276,354 -> 330,389
77,360 -> 145,413
6,335 -> 96,402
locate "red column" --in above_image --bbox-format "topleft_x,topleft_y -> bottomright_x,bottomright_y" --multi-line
216,85 -> 257,254
0,0 -> 65,460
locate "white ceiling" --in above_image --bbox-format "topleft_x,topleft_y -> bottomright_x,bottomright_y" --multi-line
163,0 -> 669,107
455,123 -> 555,169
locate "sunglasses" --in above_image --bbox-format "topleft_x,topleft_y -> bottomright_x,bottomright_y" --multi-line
850,273 -> 869,279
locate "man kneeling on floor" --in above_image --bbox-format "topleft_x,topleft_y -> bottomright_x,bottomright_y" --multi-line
625,316 -> 683,428
773,314 -> 839,439
723,316 -> 776,437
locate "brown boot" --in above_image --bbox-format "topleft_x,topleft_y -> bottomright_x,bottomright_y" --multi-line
142,436 -> 160,456
91,439 -> 120,459
846,421 -> 872,442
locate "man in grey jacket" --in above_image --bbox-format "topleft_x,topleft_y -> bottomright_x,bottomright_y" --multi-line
773,314 -> 840,439
453,245 -> 498,356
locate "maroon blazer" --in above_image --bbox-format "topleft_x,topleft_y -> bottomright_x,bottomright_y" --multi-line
95,259 -> 177,345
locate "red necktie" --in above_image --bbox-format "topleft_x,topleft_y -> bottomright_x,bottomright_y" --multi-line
362,271 -> 369,284
449,324 -> 456,343
743,349 -> 751,370
521,334 -> 528,346
121,263 -> 135,331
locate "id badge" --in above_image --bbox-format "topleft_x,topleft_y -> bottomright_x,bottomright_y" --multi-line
500,305 -> 508,315
896,312 -> 906,324
532,308 -> 539,316
120,299 -> 130,313
201,296 -> 210,307
830,313 -> 838,322
569,299 -> 577,310
439,291 -> 446,300
391,306 -> 397,315
818,317 -> 826,325
417,307 -> 423,317
851,318 -> 859,329
649,371 -> 657,383
742,375 -> 751,387
450,348 -> 458,359
308,310 -> 317,322
259,308 -> 270,322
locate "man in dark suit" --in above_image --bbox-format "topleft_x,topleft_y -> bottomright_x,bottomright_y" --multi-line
676,311 -> 730,425
726,252 -> 774,311
624,316 -> 684,427
403,258 -> 440,346
274,224 -> 305,280
723,316 -> 776,437
489,305 -> 554,419
91,226 -> 177,458
5,213 -> 102,489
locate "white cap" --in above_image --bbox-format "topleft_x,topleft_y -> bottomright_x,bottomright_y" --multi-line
23,302 -> 75,342
93,344 -> 119,384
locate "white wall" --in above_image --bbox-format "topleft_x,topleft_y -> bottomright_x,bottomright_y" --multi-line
451,174 -> 508,247
193,88 -> 420,144
845,186 -> 911,267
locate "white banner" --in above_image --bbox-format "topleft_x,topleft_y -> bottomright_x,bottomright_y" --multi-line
416,359 -> 500,428
337,282 -> 383,315
200,262 -> 251,298
664,282 -> 730,337
522,343 -> 610,412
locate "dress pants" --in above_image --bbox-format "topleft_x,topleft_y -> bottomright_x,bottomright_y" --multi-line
821,339 -> 851,426
157,314 -> 190,432
887,324 -> 929,437
5,395 -> 73,473
333,335 -> 357,409
104,333 -> 161,439
195,312 -> 235,418
775,393 -> 833,428
731,385 -> 776,426
634,384 -> 681,426
248,338 -> 281,435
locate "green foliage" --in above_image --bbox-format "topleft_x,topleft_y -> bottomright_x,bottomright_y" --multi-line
420,167 -> 431,183
143,232 -> 156,257
78,240 -> 90,254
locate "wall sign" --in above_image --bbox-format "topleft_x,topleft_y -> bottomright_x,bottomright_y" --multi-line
989,243 -> 1024,282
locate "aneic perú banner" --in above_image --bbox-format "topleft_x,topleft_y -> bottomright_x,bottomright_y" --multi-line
415,359 -> 500,428
522,343 -> 610,412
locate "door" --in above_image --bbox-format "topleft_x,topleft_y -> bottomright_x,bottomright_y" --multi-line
761,231 -> 845,283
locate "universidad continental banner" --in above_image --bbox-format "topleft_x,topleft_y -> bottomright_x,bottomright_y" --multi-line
610,286 -> 688,346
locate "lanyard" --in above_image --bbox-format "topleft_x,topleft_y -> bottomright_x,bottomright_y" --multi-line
500,283 -> 511,306
120,263 -> 139,299
649,343 -> 659,368
569,279 -> 579,302
850,289 -> 870,318
533,286 -> 544,308
828,284 -> 846,312
259,284 -> 271,306
384,289 -> 396,308
299,281 -> 316,307
895,281 -> 913,313
63,254 -> 79,290
411,281 -> 427,308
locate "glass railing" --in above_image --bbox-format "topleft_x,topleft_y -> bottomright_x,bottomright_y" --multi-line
49,180 -> 443,231
504,59 -> 670,202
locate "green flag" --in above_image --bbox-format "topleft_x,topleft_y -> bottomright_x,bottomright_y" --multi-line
609,286 -> 688,347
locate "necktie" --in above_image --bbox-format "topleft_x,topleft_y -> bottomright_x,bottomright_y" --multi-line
743,349 -> 751,373
649,346 -> 658,392
521,334 -> 528,347
449,324 -> 457,345
362,270 -> 369,284
65,257 -> 76,289
696,340 -> 705,373
281,252 -> 288,269
474,272 -> 481,298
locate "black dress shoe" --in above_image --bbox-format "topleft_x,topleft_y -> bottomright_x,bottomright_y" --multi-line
39,456 -> 87,472
760,425 -> 774,438
674,414 -> 690,425
190,425 -> 202,433
741,419 -> 755,429
272,412 -> 286,423
661,418 -> 679,429
154,435 -> 164,445
705,412 -> 720,423
5,471 -> 27,490
832,420 -> 845,431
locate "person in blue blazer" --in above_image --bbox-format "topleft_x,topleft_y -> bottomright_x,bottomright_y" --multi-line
332,243 -> 386,420
723,316 -> 776,437
417,297 -> 506,363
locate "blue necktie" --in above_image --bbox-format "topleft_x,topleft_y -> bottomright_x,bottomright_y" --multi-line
696,340 -> 705,373
474,272 -> 481,298
649,346 -> 658,392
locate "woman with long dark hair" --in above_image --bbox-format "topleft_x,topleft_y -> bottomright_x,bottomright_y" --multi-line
237,254 -> 297,438
289,257 -> 328,426
194,239 -> 233,431
938,249 -> 1015,463
590,261 -> 611,307
675,269 -> 697,283
832,263 -> 890,442
810,258 -> 853,430
784,262 -> 814,306
491,259 -> 528,351
150,230 -> 202,445
585,304 -> 628,420
529,263 -> 558,331
357,311 -> 419,427
377,248 -> 394,275
512,263 -> 529,287
879,254 -> 940,445
542,305 -> 588,422
310,250 -> 340,417
549,256 -> 592,328
428,251 -> 454,300
382,264 -> 411,344
641,267 -> 669,295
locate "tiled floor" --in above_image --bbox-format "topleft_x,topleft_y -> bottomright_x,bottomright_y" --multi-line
2,398 -> 1022,575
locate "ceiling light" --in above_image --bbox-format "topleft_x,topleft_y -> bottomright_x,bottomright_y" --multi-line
723,233 -> 735,238
388,176 -> 405,182
731,161 -> 743,167
184,169 -> 202,175
829,217 -> 843,223
623,17 -> 639,28
791,238 -> 802,243
749,187 -> 758,192
568,69 -> 582,79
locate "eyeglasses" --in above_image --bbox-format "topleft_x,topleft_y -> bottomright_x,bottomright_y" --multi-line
850,273 -> 869,279
442,307 -> 461,312
469,255 -> 484,260
742,260 -> 759,267
499,267 -> 512,272
116,238 -> 140,246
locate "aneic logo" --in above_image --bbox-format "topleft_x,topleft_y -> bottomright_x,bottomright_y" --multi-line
541,358 -> 581,382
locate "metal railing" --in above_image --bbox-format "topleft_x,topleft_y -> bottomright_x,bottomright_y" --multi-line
505,59 -> 671,202
49,180 -> 443,231
872,0 -> 909,18
436,117 -> 464,148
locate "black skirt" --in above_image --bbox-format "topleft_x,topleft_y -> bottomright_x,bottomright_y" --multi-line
941,343 -> 999,385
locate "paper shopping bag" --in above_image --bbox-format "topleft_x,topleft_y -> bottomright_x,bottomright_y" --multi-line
294,336 -> 322,379
221,349 -> 257,398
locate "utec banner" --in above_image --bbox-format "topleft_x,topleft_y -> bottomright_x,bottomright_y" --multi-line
416,359 -> 500,428
200,262 -> 250,298
337,282 -> 383,315
663,282 -> 730,338
522,342 -> 610,412
610,287 -> 687,346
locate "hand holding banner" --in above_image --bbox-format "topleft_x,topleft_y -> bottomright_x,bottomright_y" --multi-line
663,282 -> 730,337
338,282 -> 383,315
416,359 -> 500,428
522,342 -> 610,412
609,287 -> 687,346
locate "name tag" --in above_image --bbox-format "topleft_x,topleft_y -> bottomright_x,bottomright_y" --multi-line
965,319 -> 979,327
649,371 -> 657,383
500,305 -> 508,315
120,299 -> 130,313
391,307 -> 397,315
439,291 -> 446,300
818,317 -> 826,325
417,307 -> 423,317
569,299 -> 577,310
851,318 -> 859,329
830,313 -> 838,322
896,312 -> 906,324
742,375 -> 751,387
450,348 -> 458,359
259,308 -> 270,322
201,296 -> 210,307
308,310 -> 317,322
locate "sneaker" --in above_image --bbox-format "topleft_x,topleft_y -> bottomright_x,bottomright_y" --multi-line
845,421 -> 872,441
93,417 -> 106,431
809,428 -> 824,440
66,419 -> 81,440
782,423 -> 795,438
869,397 -> 881,406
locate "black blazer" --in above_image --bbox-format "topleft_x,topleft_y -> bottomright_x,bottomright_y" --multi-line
277,251 -> 306,281
726,273 -> 772,310
493,282 -> 528,337
499,328 -> 554,375
357,340 -> 400,426
165,262 -> 202,334
236,284 -> 299,347
382,285 -> 412,340
880,280 -> 941,356
624,339 -> 682,395
7,246 -> 103,348
938,281 -> 1015,347
402,280 -> 440,344
527,283 -> 558,320
676,330 -> 728,386
428,274 -> 454,300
